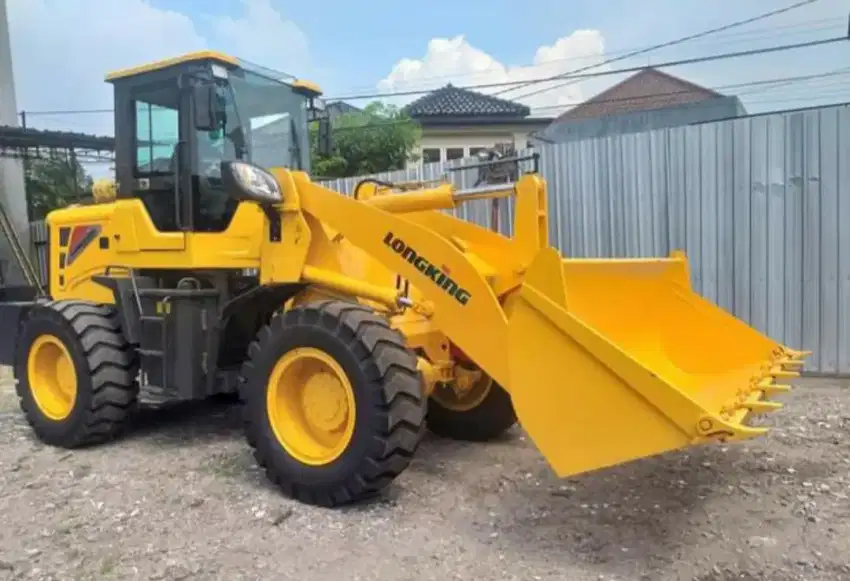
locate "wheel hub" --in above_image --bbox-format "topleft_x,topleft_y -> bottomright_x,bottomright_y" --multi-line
432,366 -> 492,412
266,347 -> 356,466
301,371 -> 348,432
27,334 -> 78,421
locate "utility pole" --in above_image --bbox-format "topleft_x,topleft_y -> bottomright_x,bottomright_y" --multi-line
0,0 -> 31,284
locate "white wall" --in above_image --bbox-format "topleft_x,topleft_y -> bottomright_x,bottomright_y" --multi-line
415,123 -> 549,165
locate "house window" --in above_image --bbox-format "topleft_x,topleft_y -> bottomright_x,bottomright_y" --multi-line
469,147 -> 487,157
422,148 -> 441,163
494,142 -> 515,156
446,147 -> 464,161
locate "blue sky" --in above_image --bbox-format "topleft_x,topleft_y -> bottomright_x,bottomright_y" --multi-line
140,0 -> 600,90
6,0 -> 850,138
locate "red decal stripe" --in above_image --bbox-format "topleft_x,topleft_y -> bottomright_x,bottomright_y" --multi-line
69,226 -> 92,253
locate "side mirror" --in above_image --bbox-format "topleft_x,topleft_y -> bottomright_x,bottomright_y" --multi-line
193,84 -> 223,131
316,117 -> 332,157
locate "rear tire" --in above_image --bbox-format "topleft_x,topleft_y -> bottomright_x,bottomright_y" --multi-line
427,374 -> 517,442
14,300 -> 139,448
239,300 -> 427,507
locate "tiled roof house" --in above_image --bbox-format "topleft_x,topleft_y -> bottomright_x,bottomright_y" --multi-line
405,84 -> 531,120
402,84 -> 552,164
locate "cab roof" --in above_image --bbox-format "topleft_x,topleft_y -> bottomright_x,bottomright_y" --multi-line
104,50 -> 238,82
103,50 -> 323,95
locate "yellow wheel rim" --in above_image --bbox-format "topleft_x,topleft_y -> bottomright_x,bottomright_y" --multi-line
266,347 -> 356,466
432,375 -> 493,412
27,334 -> 78,421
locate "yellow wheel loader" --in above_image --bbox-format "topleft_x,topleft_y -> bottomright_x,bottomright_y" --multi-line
0,52 -> 810,507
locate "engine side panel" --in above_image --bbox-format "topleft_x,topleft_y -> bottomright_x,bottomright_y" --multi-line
45,198 -> 269,304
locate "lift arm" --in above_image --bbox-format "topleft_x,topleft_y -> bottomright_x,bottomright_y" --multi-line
287,172 -> 536,389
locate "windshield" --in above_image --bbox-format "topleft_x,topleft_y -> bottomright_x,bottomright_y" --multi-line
197,68 -> 310,174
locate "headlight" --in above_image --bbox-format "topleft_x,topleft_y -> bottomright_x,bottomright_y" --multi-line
224,161 -> 282,204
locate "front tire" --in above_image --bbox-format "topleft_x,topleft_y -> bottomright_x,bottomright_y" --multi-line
14,300 -> 139,448
239,300 -> 427,507
427,373 -> 517,442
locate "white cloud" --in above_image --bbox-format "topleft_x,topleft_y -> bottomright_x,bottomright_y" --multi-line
7,0 -> 206,136
208,0 -> 310,75
377,32 -> 610,115
5,0 -> 314,179
6,0 -> 312,137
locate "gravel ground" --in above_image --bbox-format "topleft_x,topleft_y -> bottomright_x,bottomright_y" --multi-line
0,370 -> 848,581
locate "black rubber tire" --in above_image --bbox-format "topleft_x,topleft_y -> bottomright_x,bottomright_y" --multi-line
14,300 -> 139,448
427,378 -> 517,442
239,300 -> 427,507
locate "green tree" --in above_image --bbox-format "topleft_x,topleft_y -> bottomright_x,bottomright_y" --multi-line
25,154 -> 93,220
311,101 -> 421,178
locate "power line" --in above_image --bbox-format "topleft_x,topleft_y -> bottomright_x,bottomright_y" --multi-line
19,12 -> 843,118
734,66 -> 850,98
23,21 -> 838,118
327,34 -> 848,101
320,70 -> 850,135
524,69 -> 850,114
500,0 -> 823,101
729,93 -> 850,107
526,85 -> 850,115
340,15 -> 843,97
18,68 -> 850,133
390,67 -> 850,125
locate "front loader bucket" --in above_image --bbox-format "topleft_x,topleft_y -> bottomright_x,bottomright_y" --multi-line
505,248 -> 808,479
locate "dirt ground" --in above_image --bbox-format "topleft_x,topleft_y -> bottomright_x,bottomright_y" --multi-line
0,371 -> 848,581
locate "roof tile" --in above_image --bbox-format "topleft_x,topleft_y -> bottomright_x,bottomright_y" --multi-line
404,84 -> 530,118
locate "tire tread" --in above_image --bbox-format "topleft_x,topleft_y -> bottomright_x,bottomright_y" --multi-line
16,300 -> 139,448
240,299 -> 427,507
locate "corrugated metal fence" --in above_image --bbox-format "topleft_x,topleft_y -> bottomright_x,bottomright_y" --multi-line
26,102 -> 850,374
537,104 -> 850,375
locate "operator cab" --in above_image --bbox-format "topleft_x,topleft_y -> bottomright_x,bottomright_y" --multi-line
106,51 -> 328,233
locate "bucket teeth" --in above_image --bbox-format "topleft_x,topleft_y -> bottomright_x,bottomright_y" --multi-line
721,370 -> 793,426
768,366 -> 800,379
725,388 -> 782,413
757,379 -> 792,395
740,400 -> 783,414
781,347 -> 812,359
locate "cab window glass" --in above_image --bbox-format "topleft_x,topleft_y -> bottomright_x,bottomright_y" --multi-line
134,97 -> 179,174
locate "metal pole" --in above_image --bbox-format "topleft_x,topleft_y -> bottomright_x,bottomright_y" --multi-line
0,0 -> 32,285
